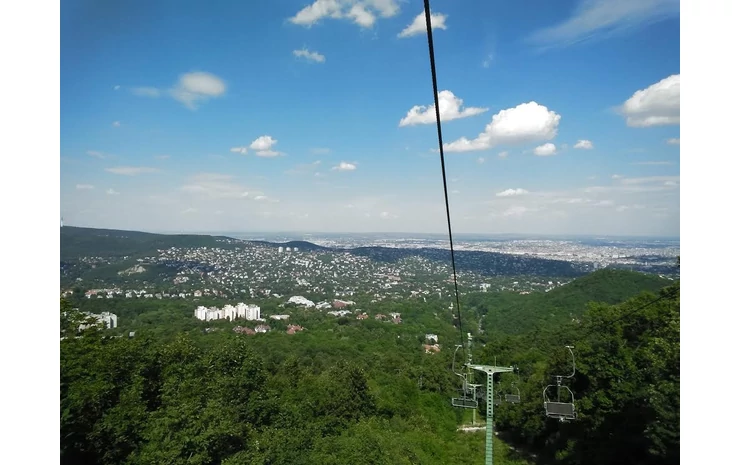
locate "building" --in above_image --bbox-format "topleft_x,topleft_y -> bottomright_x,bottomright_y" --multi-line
278,246 -> 284,253
78,311 -> 118,330
254,324 -> 271,333
194,303 -> 260,322
425,333 -> 438,344
287,296 -> 315,307
270,314 -> 290,321
286,324 -> 305,334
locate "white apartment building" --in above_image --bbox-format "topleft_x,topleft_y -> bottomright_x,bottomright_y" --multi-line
194,303 -> 260,322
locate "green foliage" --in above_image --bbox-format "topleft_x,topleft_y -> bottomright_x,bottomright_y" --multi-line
60,274 -> 679,465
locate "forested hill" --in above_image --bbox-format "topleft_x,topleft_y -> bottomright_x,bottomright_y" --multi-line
61,226 -> 590,277
466,269 -> 673,335
60,226 -> 242,260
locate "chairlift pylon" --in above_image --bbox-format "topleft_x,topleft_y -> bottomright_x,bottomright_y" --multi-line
543,345 -> 577,422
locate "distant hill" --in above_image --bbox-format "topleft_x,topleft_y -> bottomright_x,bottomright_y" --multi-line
60,226 -> 241,260
248,240 -> 329,251
349,246 -> 589,277
467,268 -> 674,335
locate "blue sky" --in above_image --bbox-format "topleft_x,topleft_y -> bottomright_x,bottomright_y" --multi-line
60,0 -> 680,236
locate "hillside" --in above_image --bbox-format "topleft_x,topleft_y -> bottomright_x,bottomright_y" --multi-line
467,269 -> 674,335
60,226 -> 242,260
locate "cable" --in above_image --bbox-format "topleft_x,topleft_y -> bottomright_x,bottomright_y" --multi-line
423,0 -> 465,354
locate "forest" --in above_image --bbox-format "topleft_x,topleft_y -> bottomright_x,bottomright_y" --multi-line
61,269 -> 679,464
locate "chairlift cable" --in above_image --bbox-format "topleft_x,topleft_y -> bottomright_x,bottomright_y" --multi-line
422,0 -> 466,355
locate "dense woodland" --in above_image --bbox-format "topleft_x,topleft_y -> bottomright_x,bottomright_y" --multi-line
61,261 -> 679,464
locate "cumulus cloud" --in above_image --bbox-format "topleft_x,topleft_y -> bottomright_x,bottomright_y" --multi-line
289,0 -> 400,29
498,151 -> 509,159
496,188 -> 529,197
534,143 -> 557,156
477,157 -> 486,164
293,48 -> 326,63
398,10 -> 447,38
666,138 -> 680,145
620,74 -> 680,127
76,184 -> 94,190
380,211 -> 398,219
112,121 -> 121,127
443,102 -> 561,153
332,161 -> 357,171
249,136 -> 283,157
113,85 -> 120,91
106,188 -> 120,195
399,90 -> 487,127
528,0 -> 679,48
170,72 -> 227,109
105,166 -> 159,176
230,147 -> 248,155
574,139 -> 594,149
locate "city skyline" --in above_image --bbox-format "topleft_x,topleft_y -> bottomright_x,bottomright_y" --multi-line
61,0 -> 680,236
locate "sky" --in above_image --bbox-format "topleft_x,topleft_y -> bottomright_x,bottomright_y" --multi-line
60,0 -> 680,237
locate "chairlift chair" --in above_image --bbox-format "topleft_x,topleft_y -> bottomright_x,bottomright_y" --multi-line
451,344 -> 478,409
543,345 -> 577,422
506,383 -> 521,404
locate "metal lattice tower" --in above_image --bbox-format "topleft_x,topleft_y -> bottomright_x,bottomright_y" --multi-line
467,363 -> 514,465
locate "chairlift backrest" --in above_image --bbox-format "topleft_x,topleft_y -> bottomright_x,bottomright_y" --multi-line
544,401 -> 576,420
505,394 -> 520,403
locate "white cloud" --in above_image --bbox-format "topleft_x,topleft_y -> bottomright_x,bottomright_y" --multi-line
534,142 -> 557,156
620,74 -> 680,127
496,188 -> 529,197
482,53 -> 494,68
380,211 -> 398,219
113,85 -> 120,91
254,195 -> 268,201
477,157 -> 486,164
293,48 -> 326,63
633,161 -> 672,165
444,102 -> 561,153
181,173 -> 264,199
611,174 -> 623,179
498,151 -> 509,159
398,10 -> 447,38
399,90 -> 487,127
249,136 -> 283,157
105,166 -> 159,176
86,150 -> 106,159
112,121 -> 121,127
230,147 -> 248,155
289,0 -> 400,29
574,139 -> 593,149
76,184 -> 94,190
155,154 -> 171,160
131,87 -> 161,98
528,0 -> 679,48
332,161 -> 357,171
106,188 -> 120,195
311,147 -> 332,155
170,72 -> 227,110
666,137 -> 680,145
619,175 -> 679,185
501,206 -> 533,217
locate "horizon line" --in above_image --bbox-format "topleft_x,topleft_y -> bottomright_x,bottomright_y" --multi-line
61,225 -> 680,241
